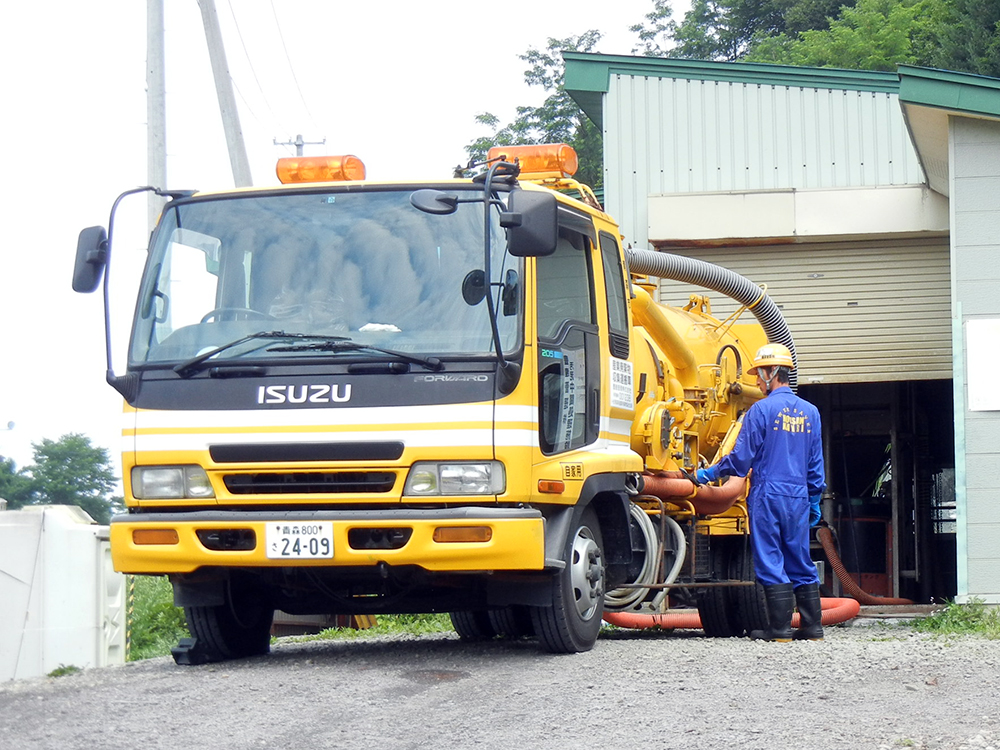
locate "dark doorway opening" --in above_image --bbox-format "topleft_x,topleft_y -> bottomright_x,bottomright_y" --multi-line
799,380 -> 956,603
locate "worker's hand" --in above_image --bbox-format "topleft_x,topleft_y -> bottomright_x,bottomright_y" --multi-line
809,494 -> 822,527
695,468 -> 713,485
679,468 -> 698,485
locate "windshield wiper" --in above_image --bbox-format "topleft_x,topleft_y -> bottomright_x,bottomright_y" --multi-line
173,331 -> 348,378
266,338 -> 443,371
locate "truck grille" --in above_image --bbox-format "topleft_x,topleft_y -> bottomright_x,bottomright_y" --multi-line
210,442 -> 404,463
223,471 -> 396,495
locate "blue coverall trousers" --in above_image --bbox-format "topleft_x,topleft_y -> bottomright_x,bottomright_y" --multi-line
749,491 -> 819,588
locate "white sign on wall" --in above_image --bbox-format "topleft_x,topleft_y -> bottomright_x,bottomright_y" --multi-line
966,319 -> 1000,411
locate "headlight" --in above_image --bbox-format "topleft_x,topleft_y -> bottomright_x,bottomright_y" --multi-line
404,461 -> 505,496
132,466 -> 215,499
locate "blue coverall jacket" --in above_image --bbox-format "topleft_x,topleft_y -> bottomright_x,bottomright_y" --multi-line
701,385 -> 825,587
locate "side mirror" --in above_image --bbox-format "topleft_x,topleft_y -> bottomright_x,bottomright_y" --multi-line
72,226 -> 108,293
461,269 -> 487,306
502,189 -> 557,257
410,189 -> 459,215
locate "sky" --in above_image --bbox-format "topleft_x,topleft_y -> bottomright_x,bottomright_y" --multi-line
0,0 -> 666,477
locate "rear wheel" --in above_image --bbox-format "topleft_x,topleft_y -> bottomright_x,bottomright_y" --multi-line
696,539 -> 741,637
532,508 -> 605,653
489,605 -> 535,639
730,537 -> 768,636
184,580 -> 273,662
449,611 -> 497,641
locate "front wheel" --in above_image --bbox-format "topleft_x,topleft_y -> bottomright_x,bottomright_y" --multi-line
183,580 -> 273,662
532,508 -> 605,653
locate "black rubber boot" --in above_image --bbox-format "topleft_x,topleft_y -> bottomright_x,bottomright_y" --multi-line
793,583 -> 824,641
749,583 -> 794,642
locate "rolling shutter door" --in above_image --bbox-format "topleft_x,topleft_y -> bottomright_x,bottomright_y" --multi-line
654,237 -> 951,384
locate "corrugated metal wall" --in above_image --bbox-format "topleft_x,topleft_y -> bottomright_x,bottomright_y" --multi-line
654,237 -> 952,384
605,74 -> 925,251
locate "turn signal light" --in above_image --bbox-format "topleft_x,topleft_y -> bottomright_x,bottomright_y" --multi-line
487,143 -> 578,178
537,479 -> 566,494
276,155 -> 366,184
132,528 -> 179,545
433,526 -> 493,543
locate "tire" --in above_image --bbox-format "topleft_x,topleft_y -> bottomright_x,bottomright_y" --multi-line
184,581 -> 273,662
449,611 -> 497,641
730,537 -> 768,636
489,605 -> 535,639
696,538 -> 741,638
531,507 -> 605,653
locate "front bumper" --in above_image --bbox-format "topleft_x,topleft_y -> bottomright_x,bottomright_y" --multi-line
110,507 -> 545,575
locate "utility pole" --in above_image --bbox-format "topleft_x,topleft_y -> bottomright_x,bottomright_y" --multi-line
273,134 -> 326,157
147,0 -> 167,233
198,0 -> 253,187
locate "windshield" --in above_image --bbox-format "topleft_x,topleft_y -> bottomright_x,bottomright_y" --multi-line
130,188 -> 521,367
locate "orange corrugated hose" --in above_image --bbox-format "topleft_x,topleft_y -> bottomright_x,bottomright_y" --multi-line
640,471 -> 746,515
602,597 -> 861,631
816,525 -> 914,606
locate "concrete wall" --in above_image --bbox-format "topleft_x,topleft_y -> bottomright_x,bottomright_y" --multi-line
0,506 -> 126,680
951,115 -> 1000,603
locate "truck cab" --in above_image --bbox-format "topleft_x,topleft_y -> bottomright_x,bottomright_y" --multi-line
75,145 -> 645,660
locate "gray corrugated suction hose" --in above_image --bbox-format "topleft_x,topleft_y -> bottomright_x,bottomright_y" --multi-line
626,248 -> 798,390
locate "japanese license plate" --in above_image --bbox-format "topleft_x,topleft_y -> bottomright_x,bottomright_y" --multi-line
265,521 -> 334,559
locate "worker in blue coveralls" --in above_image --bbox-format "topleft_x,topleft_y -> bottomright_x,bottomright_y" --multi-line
695,343 -> 826,642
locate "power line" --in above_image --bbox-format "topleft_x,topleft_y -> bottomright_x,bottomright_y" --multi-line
269,0 -> 319,131
225,0 -> 289,133
230,76 -> 268,133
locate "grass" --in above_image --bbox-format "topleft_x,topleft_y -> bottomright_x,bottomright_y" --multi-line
47,664 -> 81,678
911,598 -> 1000,639
125,577 -> 1000,660
126,575 -> 452,659
128,576 -> 190,661
303,614 -> 452,642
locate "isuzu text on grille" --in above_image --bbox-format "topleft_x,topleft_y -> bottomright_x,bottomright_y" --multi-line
257,384 -> 352,404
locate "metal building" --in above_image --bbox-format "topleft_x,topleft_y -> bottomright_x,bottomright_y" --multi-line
565,54 -> 1000,605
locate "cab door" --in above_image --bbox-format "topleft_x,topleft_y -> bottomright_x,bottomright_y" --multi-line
534,228 -> 600,455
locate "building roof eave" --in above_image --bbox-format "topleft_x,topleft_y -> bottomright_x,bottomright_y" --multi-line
898,65 -> 1000,197
563,51 -> 904,130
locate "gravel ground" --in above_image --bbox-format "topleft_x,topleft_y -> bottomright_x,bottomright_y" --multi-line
2,620 -> 999,750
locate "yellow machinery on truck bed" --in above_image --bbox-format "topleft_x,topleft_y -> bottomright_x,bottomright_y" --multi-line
73,144 -> 796,662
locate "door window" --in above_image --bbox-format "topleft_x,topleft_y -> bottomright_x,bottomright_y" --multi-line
536,231 -> 599,454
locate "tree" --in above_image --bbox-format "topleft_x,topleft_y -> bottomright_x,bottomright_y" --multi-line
746,0 -> 946,71
631,0 -> 677,56
781,0 -> 860,35
0,456 -> 31,510
664,0 -> 796,61
629,0 -> 1000,74
23,434 -> 120,524
930,0 -> 1000,77
465,31 -> 605,188
670,0 -> 732,59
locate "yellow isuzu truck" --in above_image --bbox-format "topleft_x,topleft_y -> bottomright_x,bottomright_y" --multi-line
73,145 -> 793,662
